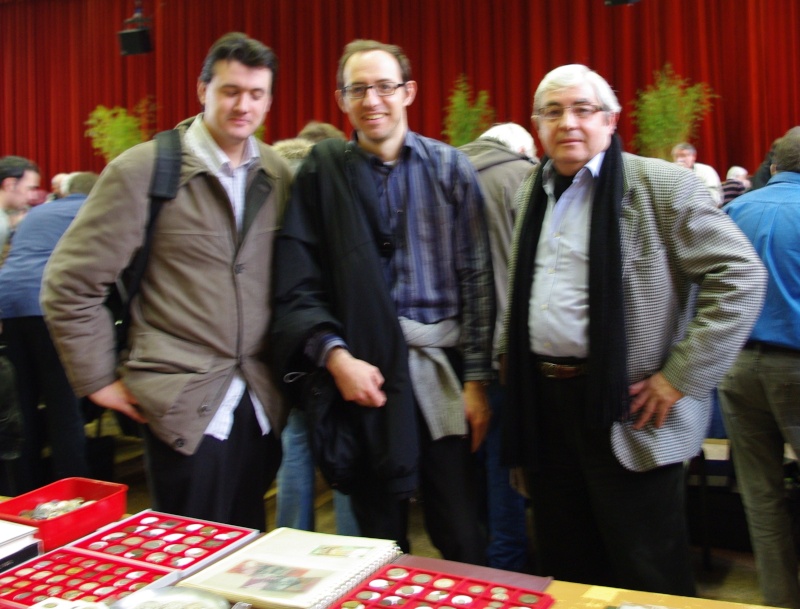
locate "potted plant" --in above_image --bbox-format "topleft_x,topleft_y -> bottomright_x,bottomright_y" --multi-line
442,74 -> 495,147
629,64 -> 716,160
85,96 -> 157,163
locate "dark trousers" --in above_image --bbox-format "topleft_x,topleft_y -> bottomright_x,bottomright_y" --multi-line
527,365 -> 696,596
143,391 -> 281,531
2,316 -> 89,494
350,410 -> 487,565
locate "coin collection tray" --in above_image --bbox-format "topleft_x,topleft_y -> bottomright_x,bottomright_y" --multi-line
0,547 -> 172,608
333,564 -> 554,609
0,511 -> 258,609
69,510 -> 256,575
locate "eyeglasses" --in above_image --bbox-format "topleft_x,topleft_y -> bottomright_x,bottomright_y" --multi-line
534,104 -> 604,121
341,82 -> 406,100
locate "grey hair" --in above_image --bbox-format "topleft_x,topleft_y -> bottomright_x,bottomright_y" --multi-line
773,127 -> 800,173
479,123 -> 537,160
532,64 -> 621,116
671,142 -> 696,156
726,166 -> 748,180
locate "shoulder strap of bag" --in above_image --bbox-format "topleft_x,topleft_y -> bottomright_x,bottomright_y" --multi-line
116,129 -> 181,344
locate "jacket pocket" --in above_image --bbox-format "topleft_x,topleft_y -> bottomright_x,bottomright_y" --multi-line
125,332 -> 216,374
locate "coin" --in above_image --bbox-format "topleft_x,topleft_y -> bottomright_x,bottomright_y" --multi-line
433,578 -> 455,589
380,596 -> 405,606
386,568 -> 408,579
518,594 -> 540,604
411,574 -> 433,584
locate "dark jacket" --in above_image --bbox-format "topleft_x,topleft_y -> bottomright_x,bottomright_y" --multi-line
270,138 -> 418,496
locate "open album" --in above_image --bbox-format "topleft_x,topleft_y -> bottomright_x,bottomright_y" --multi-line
178,527 -> 402,609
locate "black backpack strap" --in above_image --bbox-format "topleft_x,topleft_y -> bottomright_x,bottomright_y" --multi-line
116,129 -> 181,347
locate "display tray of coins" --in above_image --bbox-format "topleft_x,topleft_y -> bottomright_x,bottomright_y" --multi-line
0,511 -> 259,609
331,564 -> 554,609
0,478 -> 128,552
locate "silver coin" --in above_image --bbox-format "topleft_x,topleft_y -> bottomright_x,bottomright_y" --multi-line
452,596 -> 473,605
379,596 -> 406,606
518,594 -> 540,604
386,568 -> 409,579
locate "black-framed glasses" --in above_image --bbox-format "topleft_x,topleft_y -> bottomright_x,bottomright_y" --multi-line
341,82 -> 406,100
534,104 -> 604,121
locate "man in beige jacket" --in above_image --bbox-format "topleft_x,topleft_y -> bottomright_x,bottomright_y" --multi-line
42,33 -> 292,530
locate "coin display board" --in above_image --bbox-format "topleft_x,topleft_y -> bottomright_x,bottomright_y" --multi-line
0,511 -> 258,609
331,564 -> 555,609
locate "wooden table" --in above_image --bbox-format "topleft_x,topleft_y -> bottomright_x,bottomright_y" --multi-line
547,580 -> 769,609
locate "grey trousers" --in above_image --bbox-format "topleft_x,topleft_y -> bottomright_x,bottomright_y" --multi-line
719,344 -> 800,609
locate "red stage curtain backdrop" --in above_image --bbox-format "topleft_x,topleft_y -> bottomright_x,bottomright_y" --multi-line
1,0 -> 798,181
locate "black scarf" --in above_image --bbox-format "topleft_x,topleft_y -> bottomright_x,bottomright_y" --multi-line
517,134 -> 629,427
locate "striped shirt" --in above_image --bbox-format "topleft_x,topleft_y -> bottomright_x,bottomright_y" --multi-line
314,132 -> 494,380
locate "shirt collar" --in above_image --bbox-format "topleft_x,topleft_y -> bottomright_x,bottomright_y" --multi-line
542,150 -> 606,184
185,113 -> 259,174
352,130 -> 416,167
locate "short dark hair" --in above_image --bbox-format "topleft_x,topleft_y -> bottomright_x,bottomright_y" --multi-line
773,127 -> 800,174
0,156 -> 39,183
336,39 -> 412,90
198,32 -> 278,87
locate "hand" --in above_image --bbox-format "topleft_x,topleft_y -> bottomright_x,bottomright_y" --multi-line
326,348 -> 386,407
88,380 -> 147,424
463,381 -> 491,452
509,466 -> 529,499
628,372 -> 683,430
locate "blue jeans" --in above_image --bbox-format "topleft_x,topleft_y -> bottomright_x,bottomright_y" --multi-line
276,409 -> 360,536
478,380 -> 529,571
719,345 -> 800,609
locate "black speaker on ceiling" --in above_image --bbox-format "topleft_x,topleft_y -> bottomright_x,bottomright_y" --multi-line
604,0 -> 641,4
118,28 -> 153,55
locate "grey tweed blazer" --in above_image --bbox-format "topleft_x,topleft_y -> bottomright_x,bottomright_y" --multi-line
505,152 -> 767,472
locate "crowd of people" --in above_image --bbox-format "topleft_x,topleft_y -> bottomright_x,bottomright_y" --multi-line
1,31 -> 798,608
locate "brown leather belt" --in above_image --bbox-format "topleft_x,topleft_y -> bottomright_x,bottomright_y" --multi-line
537,360 -> 588,380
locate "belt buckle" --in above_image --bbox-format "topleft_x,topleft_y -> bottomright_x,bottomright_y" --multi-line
539,361 -> 560,379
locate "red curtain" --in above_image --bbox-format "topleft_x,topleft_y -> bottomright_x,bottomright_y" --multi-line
1,0 -> 798,181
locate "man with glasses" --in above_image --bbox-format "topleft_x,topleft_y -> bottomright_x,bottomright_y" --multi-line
0,156 -> 40,255
502,64 -> 766,593
271,39 -> 493,564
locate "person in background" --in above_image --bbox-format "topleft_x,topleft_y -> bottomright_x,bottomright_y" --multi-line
272,129 -> 361,537
672,142 -> 722,206
0,171 -> 98,493
270,39 -> 493,563
503,64 -> 766,594
298,120 -> 347,143
41,32 -> 292,530
459,122 -> 536,571
720,127 -> 800,609
45,173 -> 69,202
721,165 -> 751,207
0,156 -> 40,258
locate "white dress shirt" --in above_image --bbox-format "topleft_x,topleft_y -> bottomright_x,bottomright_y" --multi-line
528,152 -> 605,358
183,115 -> 271,440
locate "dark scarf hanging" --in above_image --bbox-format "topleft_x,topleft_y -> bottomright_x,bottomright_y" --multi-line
515,134 -> 629,427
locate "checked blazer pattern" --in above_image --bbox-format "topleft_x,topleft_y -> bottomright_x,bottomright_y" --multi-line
504,152 -> 767,472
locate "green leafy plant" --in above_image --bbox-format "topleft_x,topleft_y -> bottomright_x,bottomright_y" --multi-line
442,74 -> 495,147
85,96 -> 157,163
629,64 -> 716,160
